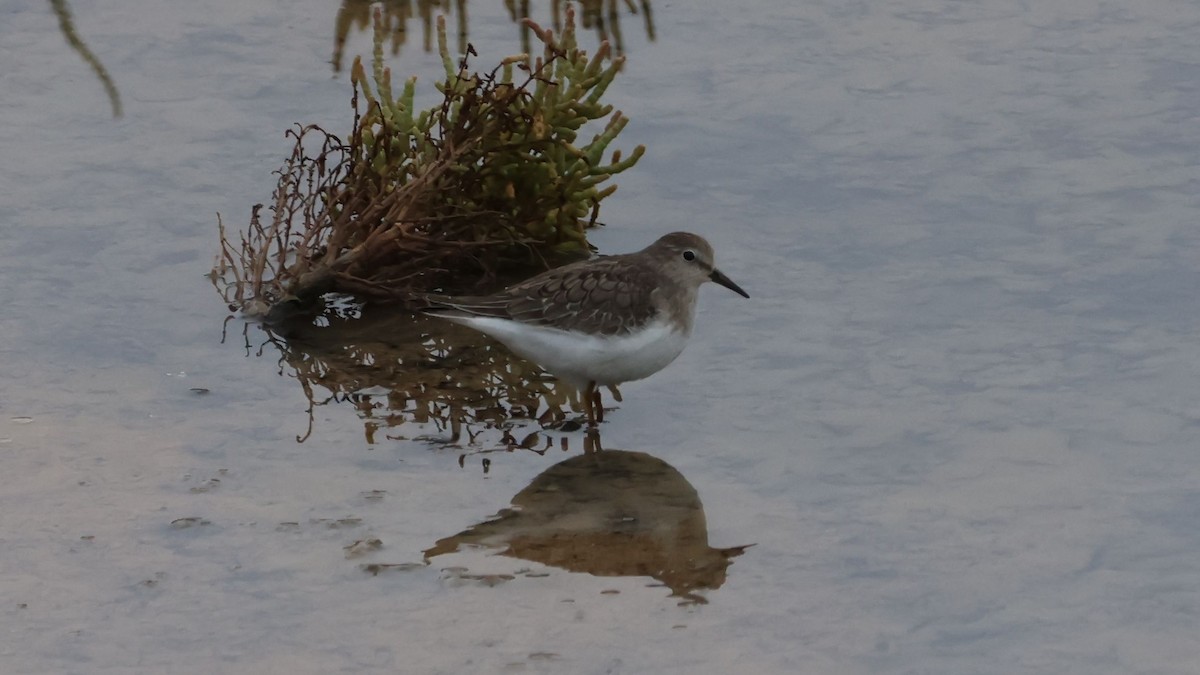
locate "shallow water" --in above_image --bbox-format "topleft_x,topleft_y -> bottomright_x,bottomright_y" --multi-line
4,0 -> 1200,673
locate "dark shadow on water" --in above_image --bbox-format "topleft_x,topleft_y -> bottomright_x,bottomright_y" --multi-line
421,448 -> 751,604
331,0 -> 656,72
229,300 -> 617,453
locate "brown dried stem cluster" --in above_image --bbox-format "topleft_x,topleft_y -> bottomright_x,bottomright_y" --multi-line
211,7 -> 643,318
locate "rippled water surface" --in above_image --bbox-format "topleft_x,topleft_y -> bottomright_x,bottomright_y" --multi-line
4,1 -> 1200,673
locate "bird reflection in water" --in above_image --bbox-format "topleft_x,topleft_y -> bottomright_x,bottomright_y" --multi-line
424,449 -> 750,604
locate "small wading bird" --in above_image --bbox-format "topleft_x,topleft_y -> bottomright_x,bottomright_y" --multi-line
422,232 -> 749,426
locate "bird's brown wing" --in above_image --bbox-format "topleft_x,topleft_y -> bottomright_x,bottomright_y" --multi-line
422,256 -> 661,336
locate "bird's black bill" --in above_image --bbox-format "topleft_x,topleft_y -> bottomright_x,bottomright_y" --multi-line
710,268 -> 750,298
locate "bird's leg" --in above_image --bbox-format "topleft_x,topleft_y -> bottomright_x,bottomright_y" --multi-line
592,387 -> 605,424
584,427 -> 603,453
584,380 -> 598,427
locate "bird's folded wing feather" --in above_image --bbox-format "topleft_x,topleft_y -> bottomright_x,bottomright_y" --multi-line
422,257 -> 660,336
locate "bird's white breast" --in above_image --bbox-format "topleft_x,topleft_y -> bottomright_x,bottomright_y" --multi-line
447,315 -> 689,387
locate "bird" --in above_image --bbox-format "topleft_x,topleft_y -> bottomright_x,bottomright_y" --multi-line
420,232 -> 749,426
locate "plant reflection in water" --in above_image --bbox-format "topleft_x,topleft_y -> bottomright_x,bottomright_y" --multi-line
232,300 -> 609,454
332,0 -> 656,72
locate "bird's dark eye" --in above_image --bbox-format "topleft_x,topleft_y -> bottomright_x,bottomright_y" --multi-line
682,250 -> 696,262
